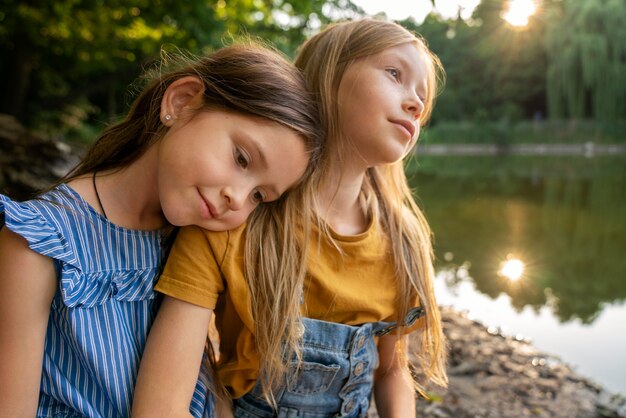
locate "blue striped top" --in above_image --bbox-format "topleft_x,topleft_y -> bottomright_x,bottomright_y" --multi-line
0,184 -> 213,417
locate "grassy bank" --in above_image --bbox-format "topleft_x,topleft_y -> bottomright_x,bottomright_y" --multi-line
404,154 -> 626,180
421,119 -> 626,145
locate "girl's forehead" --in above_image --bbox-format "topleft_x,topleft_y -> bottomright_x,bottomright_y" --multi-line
343,43 -> 418,71
374,42 -> 422,61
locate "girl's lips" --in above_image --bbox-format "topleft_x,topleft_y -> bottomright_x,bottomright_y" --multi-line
198,190 -> 217,219
207,202 -> 218,218
391,119 -> 416,140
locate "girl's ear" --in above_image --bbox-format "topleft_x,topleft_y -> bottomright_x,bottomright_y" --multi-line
160,76 -> 205,126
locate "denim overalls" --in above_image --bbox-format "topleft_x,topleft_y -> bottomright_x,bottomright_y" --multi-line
233,307 -> 424,418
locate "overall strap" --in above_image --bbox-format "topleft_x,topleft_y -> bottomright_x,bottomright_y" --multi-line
373,306 -> 425,337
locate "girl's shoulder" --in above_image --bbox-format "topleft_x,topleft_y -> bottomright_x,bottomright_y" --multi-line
0,184 -> 105,248
2,183 -> 90,218
2,183 -> 162,240
1,184 -> 77,249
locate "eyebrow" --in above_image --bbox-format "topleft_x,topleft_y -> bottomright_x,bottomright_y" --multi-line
380,50 -> 409,68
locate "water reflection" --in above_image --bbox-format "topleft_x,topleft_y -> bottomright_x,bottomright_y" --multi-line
409,155 -> 626,324
499,257 -> 525,281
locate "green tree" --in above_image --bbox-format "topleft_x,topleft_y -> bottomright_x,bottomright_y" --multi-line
0,0 -> 352,138
545,0 -> 626,121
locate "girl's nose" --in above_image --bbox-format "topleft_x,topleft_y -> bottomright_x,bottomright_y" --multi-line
222,187 -> 246,211
404,91 -> 425,120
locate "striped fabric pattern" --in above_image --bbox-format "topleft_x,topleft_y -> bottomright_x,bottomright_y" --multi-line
0,185 -> 212,417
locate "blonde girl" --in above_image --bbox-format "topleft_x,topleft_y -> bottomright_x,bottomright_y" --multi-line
134,18 -> 447,417
0,43 -> 321,418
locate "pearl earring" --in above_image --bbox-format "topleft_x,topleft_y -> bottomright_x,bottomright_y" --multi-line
164,114 -> 172,122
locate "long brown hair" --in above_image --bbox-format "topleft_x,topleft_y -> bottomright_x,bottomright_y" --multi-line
246,18 -> 447,402
59,42 -> 322,185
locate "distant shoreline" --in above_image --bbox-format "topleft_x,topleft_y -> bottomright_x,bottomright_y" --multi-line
417,143 -> 626,156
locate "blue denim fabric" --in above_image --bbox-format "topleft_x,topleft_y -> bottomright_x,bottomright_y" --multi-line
233,307 -> 424,418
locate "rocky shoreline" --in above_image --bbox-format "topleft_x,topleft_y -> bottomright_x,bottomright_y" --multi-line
0,114 -> 80,200
373,307 -> 626,418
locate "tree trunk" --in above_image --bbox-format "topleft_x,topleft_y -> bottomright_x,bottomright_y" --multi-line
0,32 -> 36,121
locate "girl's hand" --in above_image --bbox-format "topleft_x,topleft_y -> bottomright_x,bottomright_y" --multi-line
132,295 -> 214,417
0,227 -> 56,416
373,334 -> 416,418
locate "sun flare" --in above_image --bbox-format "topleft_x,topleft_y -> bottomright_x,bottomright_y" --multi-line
503,0 -> 537,26
499,258 -> 525,281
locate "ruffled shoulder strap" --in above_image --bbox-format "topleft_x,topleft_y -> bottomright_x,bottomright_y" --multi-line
2,188 -> 94,307
0,192 -> 75,265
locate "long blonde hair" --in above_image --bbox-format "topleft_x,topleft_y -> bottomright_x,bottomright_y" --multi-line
295,18 -> 447,392
243,177 -> 313,405
243,18 -> 448,404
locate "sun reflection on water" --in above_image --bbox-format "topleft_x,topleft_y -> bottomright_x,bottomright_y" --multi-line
499,257 -> 525,281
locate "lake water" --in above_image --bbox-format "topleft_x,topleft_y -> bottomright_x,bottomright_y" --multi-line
408,154 -> 626,395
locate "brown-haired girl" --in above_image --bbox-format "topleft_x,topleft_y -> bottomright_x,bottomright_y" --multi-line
0,43 -> 321,418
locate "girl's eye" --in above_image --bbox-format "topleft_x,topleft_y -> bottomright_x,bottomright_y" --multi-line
386,68 -> 400,80
234,148 -> 249,168
251,189 -> 265,204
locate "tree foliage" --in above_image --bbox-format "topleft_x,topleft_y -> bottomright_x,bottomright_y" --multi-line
403,0 -> 625,127
0,0 -> 354,137
545,0 -> 626,121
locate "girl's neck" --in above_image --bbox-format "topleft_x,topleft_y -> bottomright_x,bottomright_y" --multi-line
69,145 -> 166,231
316,163 -> 369,236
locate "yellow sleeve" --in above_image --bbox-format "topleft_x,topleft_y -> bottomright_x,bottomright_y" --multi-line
155,225 -> 230,310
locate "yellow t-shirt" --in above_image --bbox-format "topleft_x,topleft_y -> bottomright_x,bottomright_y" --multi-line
155,219 -> 419,398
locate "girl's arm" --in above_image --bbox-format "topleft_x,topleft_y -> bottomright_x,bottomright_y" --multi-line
373,334 -> 416,418
132,295 -> 215,417
0,227 -> 56,416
